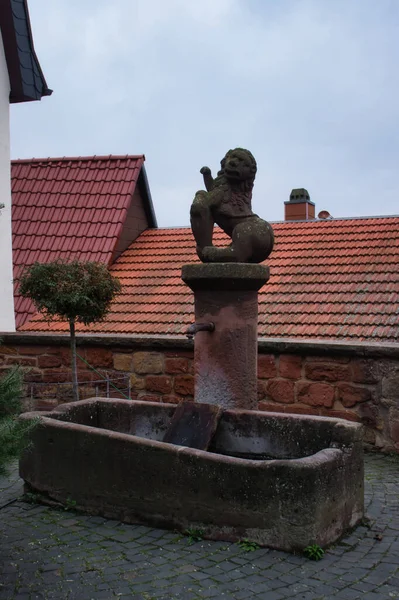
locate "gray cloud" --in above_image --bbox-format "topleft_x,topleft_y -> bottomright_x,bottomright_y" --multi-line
11,0 -> 399,225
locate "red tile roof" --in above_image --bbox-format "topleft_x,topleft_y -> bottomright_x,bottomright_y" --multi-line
20,215 -> 399,343
12,155 -> 147,328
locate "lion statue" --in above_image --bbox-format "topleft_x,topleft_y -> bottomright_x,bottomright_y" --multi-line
190,148 -> 274,263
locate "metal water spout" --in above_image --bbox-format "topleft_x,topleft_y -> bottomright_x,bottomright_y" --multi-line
186,322 -> 215,340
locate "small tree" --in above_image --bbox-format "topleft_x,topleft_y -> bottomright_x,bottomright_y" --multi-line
0,367 -> 36,476
19,261 -> 121,402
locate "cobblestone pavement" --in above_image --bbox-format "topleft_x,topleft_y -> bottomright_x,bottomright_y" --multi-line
0,454 -> 398,600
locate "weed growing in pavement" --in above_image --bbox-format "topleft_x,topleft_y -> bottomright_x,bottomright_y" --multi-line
64,497 -> 77,511
23,492 -> 40,504
184,528 -> 204,543
304,544 -> 324,560
238,539 -> 260,552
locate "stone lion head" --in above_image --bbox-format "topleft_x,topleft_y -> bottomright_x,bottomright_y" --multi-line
222,148 -> 257,185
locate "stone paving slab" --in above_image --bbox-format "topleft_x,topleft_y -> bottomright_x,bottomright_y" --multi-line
0,454 -> 398,600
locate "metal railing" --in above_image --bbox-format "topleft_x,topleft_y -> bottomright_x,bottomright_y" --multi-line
25,373 -> 131,405
24,352 -> 131,405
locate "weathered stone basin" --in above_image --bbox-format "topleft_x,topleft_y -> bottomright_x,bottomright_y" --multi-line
20,398 -> 364,551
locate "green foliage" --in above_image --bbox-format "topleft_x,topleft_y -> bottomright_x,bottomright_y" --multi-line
0,365 -> 23,415
64,497 -> 77,511
23,491 -> 40,504
304,544 -> 324,561
184,528 -> 204,543
19,260 -> 122,325
19,260 -> 122,402
0,367 -> 37,477
237,539 -> 260,552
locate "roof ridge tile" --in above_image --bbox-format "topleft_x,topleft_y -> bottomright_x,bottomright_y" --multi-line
11,154 -> 145,164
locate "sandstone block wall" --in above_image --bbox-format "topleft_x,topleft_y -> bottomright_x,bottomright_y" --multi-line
1,335 -> 398,453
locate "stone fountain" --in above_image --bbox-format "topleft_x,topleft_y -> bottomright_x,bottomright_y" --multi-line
19,148 -> 364,551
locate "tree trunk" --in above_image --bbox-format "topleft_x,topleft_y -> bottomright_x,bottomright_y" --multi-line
69,319 -> 79,402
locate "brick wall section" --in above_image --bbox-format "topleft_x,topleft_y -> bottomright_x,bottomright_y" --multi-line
0,335 -> 398,453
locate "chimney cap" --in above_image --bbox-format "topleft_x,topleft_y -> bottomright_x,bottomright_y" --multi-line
285,188 -> 315,207
289,188 -> 310,201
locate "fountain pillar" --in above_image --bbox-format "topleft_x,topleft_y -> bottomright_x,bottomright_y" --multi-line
182,263 -> 269,410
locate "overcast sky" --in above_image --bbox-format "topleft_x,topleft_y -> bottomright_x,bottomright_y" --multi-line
10,0 -> 399,226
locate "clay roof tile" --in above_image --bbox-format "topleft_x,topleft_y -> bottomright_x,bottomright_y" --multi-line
11,155 -> 145,327
20,215 -> 399,342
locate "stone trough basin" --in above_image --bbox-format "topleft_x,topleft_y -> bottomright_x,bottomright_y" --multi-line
20,398 -> 364,552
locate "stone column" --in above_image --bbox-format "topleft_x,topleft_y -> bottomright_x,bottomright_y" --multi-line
182,263 -> 269,410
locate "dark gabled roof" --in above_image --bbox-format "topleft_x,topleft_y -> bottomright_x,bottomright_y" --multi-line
0,0 -> 52,103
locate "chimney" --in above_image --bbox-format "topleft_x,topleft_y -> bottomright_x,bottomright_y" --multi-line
284,188 -> 315,221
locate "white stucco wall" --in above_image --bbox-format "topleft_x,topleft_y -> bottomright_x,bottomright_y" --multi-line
0,31 -> 16,332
